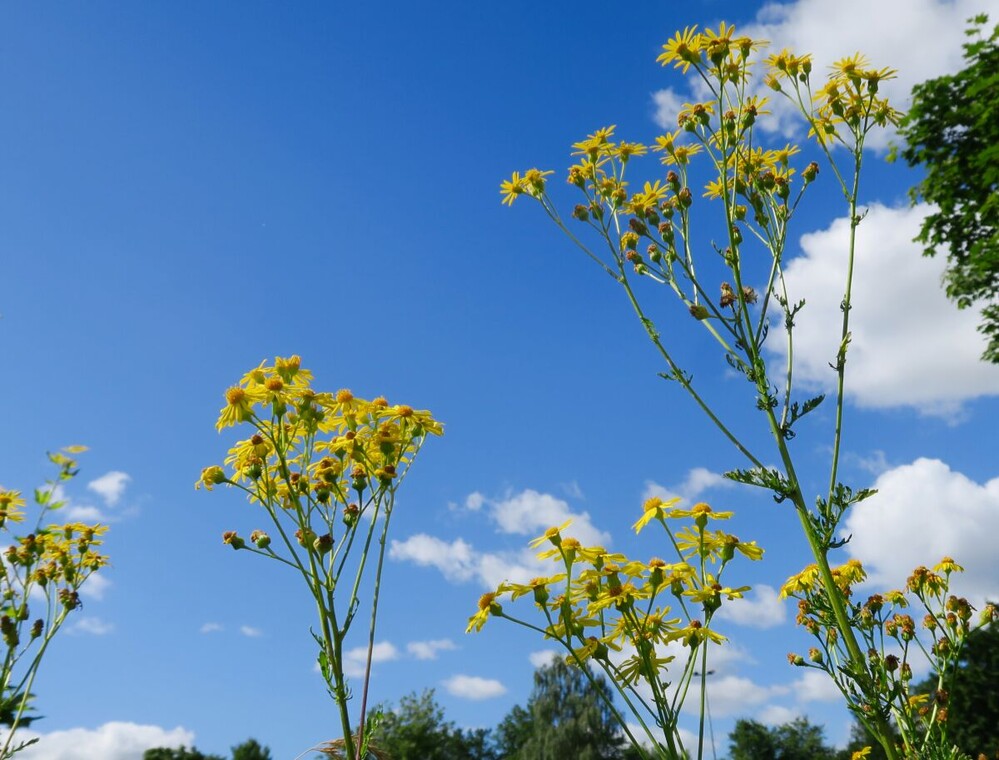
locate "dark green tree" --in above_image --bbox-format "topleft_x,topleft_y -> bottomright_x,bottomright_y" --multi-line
727,717 -> 837,760
897,14 -> 999,362
497,658 -> 629,760
370,689 -> 497,760
230,738 -> 272,760
142,747 -> 224,760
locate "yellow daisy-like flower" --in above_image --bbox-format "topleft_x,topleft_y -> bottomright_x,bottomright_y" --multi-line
216,386 -> 266,431
657,26 -> 702,73
779,564 -> 820,599
528,519 -> 572,549
851,747 -> 872,759
571,125 -> 617,158
500,171 -> 528,206
633,496 -> 681,533
933,556 -> 964,575
466,592 -> 502,633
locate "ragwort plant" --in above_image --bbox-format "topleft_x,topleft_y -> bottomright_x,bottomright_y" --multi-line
467,500 -> 764,759
0,448 -> 109,759
198,356 -> 441,760
491,22 -> 990,760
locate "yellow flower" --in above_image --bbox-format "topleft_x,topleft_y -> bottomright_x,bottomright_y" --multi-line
657,26 -> 702,73
528,519 -> 572,549
500,171 -> 528,206
571,126 -> 617,158
216,386 -> 265,431
633,496 -> 680,533
851,747 -> 872,759
0,489 -> 26,523
466,592 -> 502,633
933,556 -> 963,575
780,564 -> 820,599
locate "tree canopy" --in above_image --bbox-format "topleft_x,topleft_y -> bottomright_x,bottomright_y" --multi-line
898,14 -> 999,362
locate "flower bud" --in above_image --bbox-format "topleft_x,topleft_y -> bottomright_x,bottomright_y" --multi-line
222,531 -> 245,550
250,530 -> 271,549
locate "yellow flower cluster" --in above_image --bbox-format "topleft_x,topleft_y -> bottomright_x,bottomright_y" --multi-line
200,356 -> 442,554
468,499 -> 763,696
783,555 -> 997,751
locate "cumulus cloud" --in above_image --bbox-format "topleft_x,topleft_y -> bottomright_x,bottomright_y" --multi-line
744,0 -> 999,149
87,471 -> 130,507
390,533 -> 544,589
771,204 -> 999,415
406,639 -> 457,660
695,674 -> 786,717
528,650 -> 559,668
67,616 -> 114,636
844,458 -> 999,606
756,704 -> 802,726
442,674 -> 506,700
652,87 -> 687,131
649,0 -> 999,150
343,641 -> 400,677
715,584 -> 786,629
78,573 -> 111,601
12,722 -> 196,760
793,669 -> 843,703
488,489 -> 609,547
643,466 -> 735,505
392,488 -> 612,588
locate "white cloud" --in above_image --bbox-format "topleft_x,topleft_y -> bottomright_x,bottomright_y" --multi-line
488,489 -> 610,547
715,584 -> 786,629
86,471 -> 130,507
756,704 -> 802,726
239,625 -> 263,638
392,487 -> 613,589
793,669 -> 842,702
442,674 -> 506,700
11,722 -> 195,760
406,639 -> 456,660
652,87 -> 687,130
741,0 -> 999,149
78,573 -> 111,601
845,458 -> 999,606
698,674 -> 784,717
200,622 -> 223,634
67,616 -> 113,636
528,650 -> 559,668
772,203 -> 999,415
390,533 -> 547,589
389,534 -> 478,583
643,466 -> 734,505
343,641 -> 400,677
64,504 -> 105,522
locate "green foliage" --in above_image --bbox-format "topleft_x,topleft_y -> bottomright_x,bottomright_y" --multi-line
142,747 -> 225,760
898,14 -> 999,362
230,738 -> 272,760
727,717 -> 838,760
498,659 -> 629,760
370,689 -> 496,760
916,615 -> 999,758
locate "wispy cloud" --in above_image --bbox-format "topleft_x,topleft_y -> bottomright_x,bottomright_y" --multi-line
200,622 -> 223,634
68,616 -> 114,636
442,674 -> 506,700
87,471 -> 131,507
239,625 -> 263,638
406,639 -> 457,661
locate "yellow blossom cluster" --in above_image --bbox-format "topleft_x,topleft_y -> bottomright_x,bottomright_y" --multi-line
200,355 -> 440,509
468,499 -> 763,702
782,555 -> 997,754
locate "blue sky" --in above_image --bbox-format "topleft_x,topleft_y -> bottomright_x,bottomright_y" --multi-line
2,1 -> 999,758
